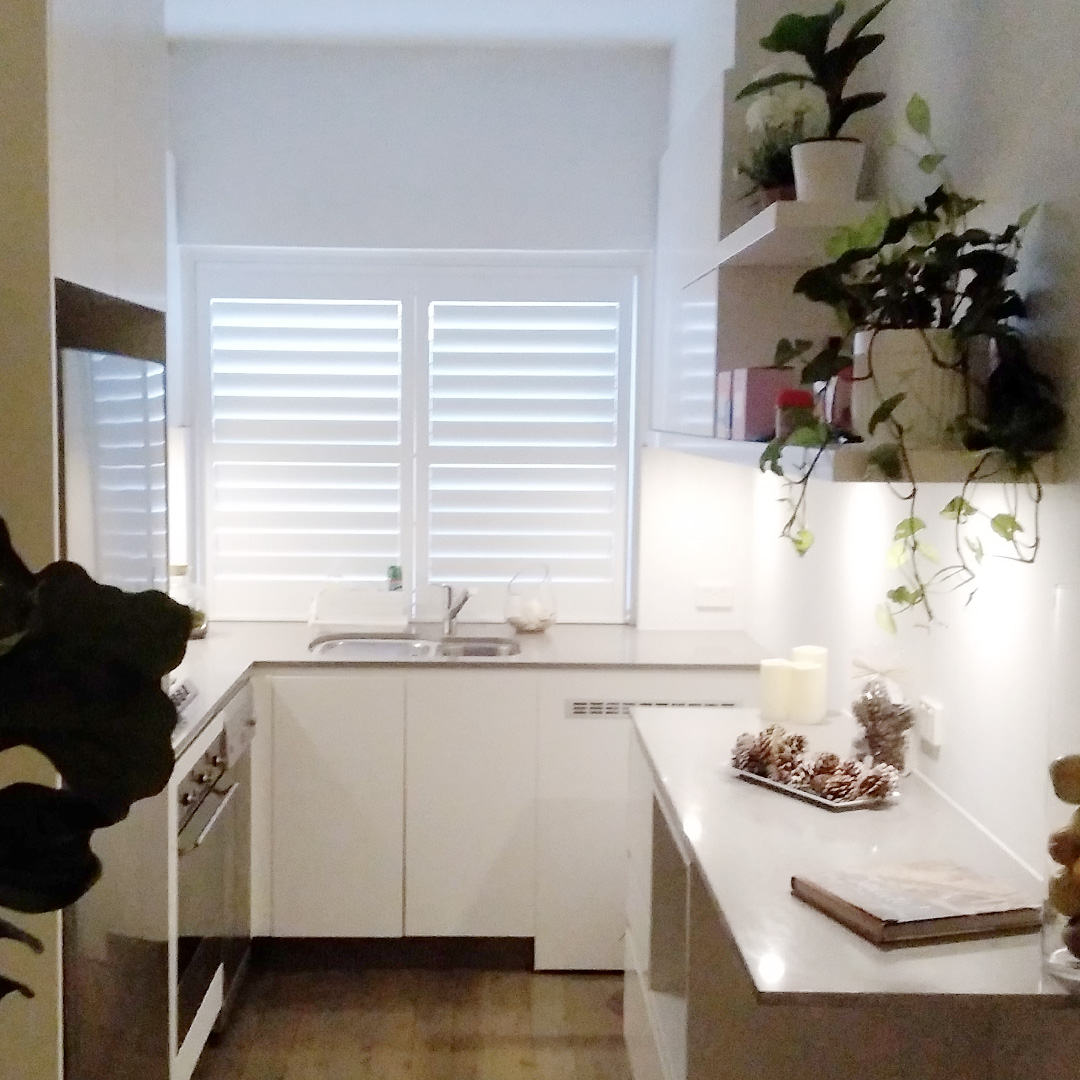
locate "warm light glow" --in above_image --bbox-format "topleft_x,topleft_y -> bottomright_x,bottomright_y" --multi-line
757,951 -> 786,988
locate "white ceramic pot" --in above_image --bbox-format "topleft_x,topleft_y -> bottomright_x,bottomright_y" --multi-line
791,139 -> 865,202
851,329 -> 968,448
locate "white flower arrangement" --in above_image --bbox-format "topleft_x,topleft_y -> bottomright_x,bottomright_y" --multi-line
744,65 -> 829,140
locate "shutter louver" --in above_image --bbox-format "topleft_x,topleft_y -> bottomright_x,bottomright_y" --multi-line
209,299 -> 404,618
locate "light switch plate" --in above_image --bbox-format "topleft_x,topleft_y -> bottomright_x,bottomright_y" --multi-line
917,697 -> 944,752
695,582 -> 734,611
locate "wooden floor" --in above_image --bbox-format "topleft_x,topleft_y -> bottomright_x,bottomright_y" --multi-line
194,967 -> 632,1079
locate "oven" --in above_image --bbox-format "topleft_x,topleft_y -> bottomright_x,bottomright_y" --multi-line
175,697 -> 254,1051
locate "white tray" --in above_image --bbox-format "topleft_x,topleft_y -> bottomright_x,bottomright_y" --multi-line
732,768 -> 897,812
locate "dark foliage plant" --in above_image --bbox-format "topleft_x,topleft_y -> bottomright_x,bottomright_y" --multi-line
0,517 -> 190,1003
736,0 -> 893,139
757,97 -> 1064,629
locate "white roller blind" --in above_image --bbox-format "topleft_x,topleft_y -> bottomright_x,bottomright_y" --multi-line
207,298 -> 405,618
422,301 -> 628,622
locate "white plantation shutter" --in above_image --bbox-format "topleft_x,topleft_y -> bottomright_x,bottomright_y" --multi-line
207,298 -> 405,618
85,356 -> 168,591
421,301 -> 629,622
197,259 -> 635,623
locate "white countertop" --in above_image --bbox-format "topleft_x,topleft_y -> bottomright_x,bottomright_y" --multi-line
170,621 -> 766,756
634,707 -> 1071,1005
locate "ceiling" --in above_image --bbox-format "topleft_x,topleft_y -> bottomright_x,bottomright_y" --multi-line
165,0 -> 694,43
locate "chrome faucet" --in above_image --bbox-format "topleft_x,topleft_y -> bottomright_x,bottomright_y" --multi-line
439,584 -> 472,636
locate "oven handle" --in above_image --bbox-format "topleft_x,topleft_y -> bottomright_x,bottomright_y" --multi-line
181,782 -> 240,856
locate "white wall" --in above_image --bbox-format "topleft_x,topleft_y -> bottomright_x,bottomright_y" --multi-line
168,42 -> 670,250
639,0 -> 1080,870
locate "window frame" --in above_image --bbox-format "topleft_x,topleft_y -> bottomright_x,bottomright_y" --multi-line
183,248 -> 649,624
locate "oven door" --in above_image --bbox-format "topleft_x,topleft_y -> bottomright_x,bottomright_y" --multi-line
176,776 -> 240,1046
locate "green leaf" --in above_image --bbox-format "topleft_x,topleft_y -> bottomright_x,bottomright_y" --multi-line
831,92 -> 887,136
940,496 -> 977,521
914,538 -> 940,563
867,443 -> 903,480
842,0 -> 894,44
966,536 -> 985,564
886,540 -> 910,568
793,529 -> 815,556
1017,204 -> 1039,229
894,516 -> 926,540
868,392 -> 906,435
887,585 -> 924,607
918,153 -> 946,174
786,422 -> 831,448
906,93 -> 932,136
801,339 -> 853,384
774,338 -> 814,367
736,71 -> 815,101
759,440 -> 785,477
876,603 -> 897,635
991,513 -> 1023,541
761,6 -> 846,65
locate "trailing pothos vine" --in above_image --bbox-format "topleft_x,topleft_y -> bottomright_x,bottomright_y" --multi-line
759,95 -> 1064,630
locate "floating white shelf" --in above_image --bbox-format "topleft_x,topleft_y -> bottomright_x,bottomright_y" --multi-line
709,199 -> 878,270
647,430 -> 1056,485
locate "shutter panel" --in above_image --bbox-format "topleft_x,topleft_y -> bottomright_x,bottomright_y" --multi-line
208,299 -> 404,618
86,356 -> 168,591
423,301 -> 628,621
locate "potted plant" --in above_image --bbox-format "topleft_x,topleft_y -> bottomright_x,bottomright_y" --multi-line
737,66 -> 830,206
0,517 -> 191,1003
737,0 -> 893,202
759,96 -> 1065,628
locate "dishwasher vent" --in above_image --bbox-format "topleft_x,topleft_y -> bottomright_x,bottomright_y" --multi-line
565,699 -> 736,718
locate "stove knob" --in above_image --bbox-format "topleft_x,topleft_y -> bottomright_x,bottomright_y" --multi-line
195,771 -> 212,784
211,754 -> 226,767
180,792 -> 196,806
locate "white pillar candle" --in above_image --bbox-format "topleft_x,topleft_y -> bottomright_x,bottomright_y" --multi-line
791,644 -> 828,676
759,659 -> 794,725
788,660 -> 828,725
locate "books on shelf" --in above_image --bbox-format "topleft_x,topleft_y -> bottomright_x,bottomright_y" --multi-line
791,861 -> 1041,947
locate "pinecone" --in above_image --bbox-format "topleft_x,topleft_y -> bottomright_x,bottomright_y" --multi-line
853,677 -> 915,771
836,759 -> 863,783
770,745 -> 801,783
858,763 -> 899,799
820,772 -> 860,802
732,731 -> 772,775
788,761 -> 816,791
811,751 -> 841,776
785,732 -> 808,756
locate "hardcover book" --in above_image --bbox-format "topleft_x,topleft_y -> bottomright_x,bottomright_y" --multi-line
791,861 -> 1041,947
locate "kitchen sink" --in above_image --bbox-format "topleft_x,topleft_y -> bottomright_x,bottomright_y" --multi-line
308,635 -> 438,661
307,633 -> 521,660
435,637 -> 521,658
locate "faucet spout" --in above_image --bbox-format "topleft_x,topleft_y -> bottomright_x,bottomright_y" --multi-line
439,584 -> 472,636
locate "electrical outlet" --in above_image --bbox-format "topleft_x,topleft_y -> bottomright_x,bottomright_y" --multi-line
917,697 -> 944,751
695,582 -> 734,611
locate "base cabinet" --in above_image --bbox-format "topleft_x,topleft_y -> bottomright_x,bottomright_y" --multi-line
270,675 -> 406,937
405,673 -> 538,937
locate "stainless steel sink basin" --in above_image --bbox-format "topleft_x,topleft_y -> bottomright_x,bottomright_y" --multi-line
435,637 -> 521,658
309,635 -> 438,661
308,633 -> 521,661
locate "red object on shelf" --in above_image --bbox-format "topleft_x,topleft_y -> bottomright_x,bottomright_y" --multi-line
731,367 -> 798,441
777,388 -> 815,410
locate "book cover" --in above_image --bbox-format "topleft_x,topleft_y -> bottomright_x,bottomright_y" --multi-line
791,861 -> 1042,947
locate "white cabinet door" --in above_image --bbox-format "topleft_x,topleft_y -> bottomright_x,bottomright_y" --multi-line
536,670 -> 754,970
404,672 -> 537,937
271,674 -> 405,937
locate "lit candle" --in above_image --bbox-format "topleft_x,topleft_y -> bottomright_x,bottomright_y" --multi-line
760,659 -> 794,724
788,660 -> 828,725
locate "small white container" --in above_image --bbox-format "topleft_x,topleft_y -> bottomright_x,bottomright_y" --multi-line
791,139 -> 865,202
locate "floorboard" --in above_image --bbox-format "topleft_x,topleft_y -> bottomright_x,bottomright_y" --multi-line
194,967 -> 631,1080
